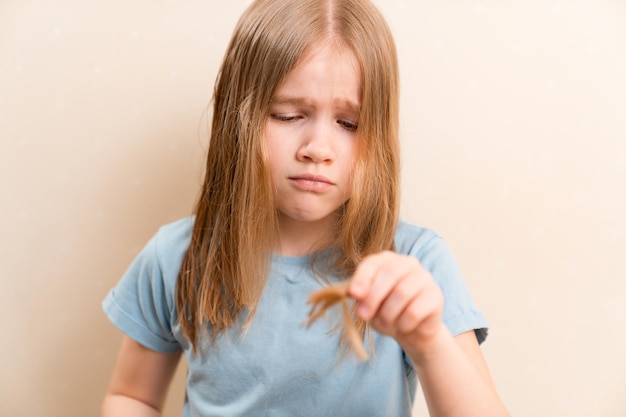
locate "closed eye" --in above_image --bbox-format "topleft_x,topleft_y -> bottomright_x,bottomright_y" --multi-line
269,114 -> 301,122
338,120 -> 358,132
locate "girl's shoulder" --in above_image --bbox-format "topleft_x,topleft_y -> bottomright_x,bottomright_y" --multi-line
150,216 -> 452,276
394,219 -> 445,257
145,216 -> 195,279
154,216 -> 195,247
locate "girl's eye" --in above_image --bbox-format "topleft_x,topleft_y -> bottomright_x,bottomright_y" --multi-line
270,114 -> 299,122
339,120 -> 358,132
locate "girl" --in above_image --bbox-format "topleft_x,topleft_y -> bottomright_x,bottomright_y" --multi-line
101,0 -> 510,416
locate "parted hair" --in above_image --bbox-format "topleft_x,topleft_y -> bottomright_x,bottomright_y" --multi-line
176,0 -> 400,353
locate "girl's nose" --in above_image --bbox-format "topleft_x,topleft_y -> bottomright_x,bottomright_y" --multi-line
296,121 -> 334,163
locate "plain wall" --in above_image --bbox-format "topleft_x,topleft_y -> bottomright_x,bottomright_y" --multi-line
1,0 -> 625,416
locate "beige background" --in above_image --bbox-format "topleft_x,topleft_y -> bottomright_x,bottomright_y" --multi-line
2,0 -> 625,416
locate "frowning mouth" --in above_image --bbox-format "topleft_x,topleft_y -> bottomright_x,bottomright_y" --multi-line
289,173 -> 334,192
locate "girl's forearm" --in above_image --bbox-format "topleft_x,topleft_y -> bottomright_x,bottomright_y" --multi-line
405,325 -> 510,417
101,394 -> 161,417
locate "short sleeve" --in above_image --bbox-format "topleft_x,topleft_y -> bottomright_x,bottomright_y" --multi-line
102,233 -> 181,353
415,235 -> 488,344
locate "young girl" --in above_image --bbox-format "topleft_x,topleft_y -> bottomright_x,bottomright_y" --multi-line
101,0 -> 510,416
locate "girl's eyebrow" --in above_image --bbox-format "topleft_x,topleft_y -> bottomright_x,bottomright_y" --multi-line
271,95 -> 360,114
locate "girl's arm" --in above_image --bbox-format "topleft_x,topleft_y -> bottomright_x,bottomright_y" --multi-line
101,336 -> 182,417
349,251 -> 510,417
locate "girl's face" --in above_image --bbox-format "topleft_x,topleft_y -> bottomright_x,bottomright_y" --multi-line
265,42 -> 361,240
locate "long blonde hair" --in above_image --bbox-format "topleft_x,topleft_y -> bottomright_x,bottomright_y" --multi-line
177,0 -> 400,353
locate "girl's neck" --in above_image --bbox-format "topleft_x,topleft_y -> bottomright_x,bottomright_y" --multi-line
275,214 -> 338,257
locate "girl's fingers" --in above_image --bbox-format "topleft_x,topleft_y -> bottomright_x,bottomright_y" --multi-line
349,251 -> 445,347
371,268 -> 442,339
348,251 -> 391,299
373,273 -> 421,328
349,252 -> 415,320
395,285 -> 443,336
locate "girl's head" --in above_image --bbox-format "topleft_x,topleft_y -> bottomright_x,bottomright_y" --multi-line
209,0 -> 400,252
179,0 -> 400,350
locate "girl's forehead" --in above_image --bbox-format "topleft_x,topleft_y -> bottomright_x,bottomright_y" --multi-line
273,42 -> 362,105
286,42 -> 361,82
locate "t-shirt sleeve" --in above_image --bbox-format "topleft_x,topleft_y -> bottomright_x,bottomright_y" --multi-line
415,234 -> 488,344
102,233 -> 181,353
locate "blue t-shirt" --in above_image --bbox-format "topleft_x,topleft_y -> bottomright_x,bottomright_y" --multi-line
103,217 -> 487,417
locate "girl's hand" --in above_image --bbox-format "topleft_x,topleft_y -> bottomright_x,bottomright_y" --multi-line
349,251 -> 512,417
348,251 -> 445,355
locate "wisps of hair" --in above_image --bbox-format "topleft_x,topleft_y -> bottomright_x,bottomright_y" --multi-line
176,0 -> 400,355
